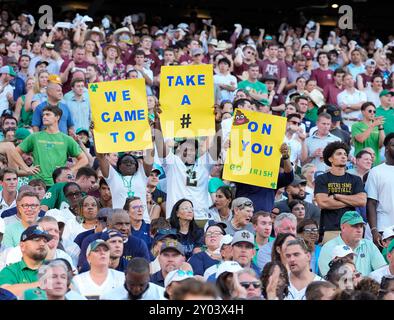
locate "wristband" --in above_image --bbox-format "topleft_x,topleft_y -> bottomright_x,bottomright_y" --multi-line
370,227 -> 378,232
378,127 -> 384,131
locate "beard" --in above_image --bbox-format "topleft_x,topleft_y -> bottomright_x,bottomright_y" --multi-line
292,193 -> 306,201
126,283 -> 149,300
31,249 -> 48,261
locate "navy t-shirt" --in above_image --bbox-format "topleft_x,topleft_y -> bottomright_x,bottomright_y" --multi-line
177,229 -> 204,260
131,221 -> 152,250
235,171 -> 294,213
150,270 -> 165,287
74,229 -> 95,248
188,251 -> 218,276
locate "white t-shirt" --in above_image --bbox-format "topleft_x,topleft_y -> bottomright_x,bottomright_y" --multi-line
214,73 -> 237,102
365,163 -> 394,231
105,164 -> 150,223
364,87 -> 381,107
284,134 -> 302,168
286,274 -> 323,300
162,151 -> 214,220
100,282 -> 166,300
337,89 -> 367,120
72,269 -> 125,300
369,265 -> 391,284
62,217 -> 94,243
221,117 -> 233,143
0,83 -> 14,116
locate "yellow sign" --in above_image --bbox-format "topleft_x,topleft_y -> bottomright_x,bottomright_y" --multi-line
159,64 -> 215,138
88,79 -> 152,153
223,110 -> 287,189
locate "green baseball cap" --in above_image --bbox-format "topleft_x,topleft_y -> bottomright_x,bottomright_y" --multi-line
15,128 -> 31,141
387,239 -> 394,254
76,127 -> 89,135
340,211 -> 365,226
0,65 -> 17,77
379,89 -> 394,97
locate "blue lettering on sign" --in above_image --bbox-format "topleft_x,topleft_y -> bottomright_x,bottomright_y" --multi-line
241,140 -> 273,156
125,131 -> 135,142
113,112 -> 122,122
252,143 -> 262,154
264,146 -> 273,156
175,76 -> 184,86
167,76 -> 174,86
137,109 -> 145,120
104,91 -> 117,102
185,75 -> 195,86
122,90 -> 131,101
101,112 -> 110,122
110,132 -> 119,143
166,75 -> 206,87
197,74 -> 205,85
181,95 -> 191,105
247,122 -> 272,135
241,140 -> 250,151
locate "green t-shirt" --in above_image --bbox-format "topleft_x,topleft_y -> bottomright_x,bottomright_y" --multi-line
2,220 -> 25,248
18,131 -> 82,186
208,177 -> 225,193
305,106 -> 319,123
237,80 -> 268,102
351,122 -> 380,166
376,106 -> 394,135
40,182 -> 69,209
0,259 -> 39,286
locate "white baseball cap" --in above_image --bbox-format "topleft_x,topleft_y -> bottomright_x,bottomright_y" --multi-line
219,234 -> 233,249
382,225 -> 394,241
216,261 -> 243,278
332,245 -> 356,260
164,269 -> 194,288
0,217 -> 4,234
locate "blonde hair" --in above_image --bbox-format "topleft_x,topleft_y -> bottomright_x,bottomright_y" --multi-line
33,70 -> 49,94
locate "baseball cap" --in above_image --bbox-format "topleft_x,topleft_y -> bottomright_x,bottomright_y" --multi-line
100,229 -> 123,241
23,288 -> 48,300
332,245 -> 356,260
382,225 -> 394,241
231,197 -> 253,211
153,228 -> 178,245
20,225 -> 52,242
15,128 -> 31,141
231,230 -> 255,247
0,217 -> 4,234
35,60 -> 49,68
160,239 -> 185,256
216,261 -> 243,278
340,211 -> 365,226
48,74 -> 62,85
0,65 -> 17,77
380,89 -> 394,97
302,51 -> 313,60
325,104 -> 342,122
44,43 -> 55,50
204,220 -> 227,234
191,47 -> 204,56
262,74 -> 279,84
86,239 -> 110,256
76,128 -> 89,135
387,239 -> 394,253
219,234 -> 233,249
164,269 -> 194,288
289,175 -> 307,186
365,59 -> 376,67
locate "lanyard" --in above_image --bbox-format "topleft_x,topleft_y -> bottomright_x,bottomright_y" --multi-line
121,175 -> 135,197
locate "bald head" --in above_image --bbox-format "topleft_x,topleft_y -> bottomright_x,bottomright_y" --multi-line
47,83 -> 63,102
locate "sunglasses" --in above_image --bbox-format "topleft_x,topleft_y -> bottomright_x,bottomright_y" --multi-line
65,191 -> 82,198
289,120 -> 301,126
303,227 -> 318,233
367,109 -> 376,114
176,270 -> 193,277
240,281 -> 261,289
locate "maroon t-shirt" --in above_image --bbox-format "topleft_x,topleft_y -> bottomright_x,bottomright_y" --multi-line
359,73 -> 373,89
60,60 -> 90,93
258,59 -> 288,81
120,48 -> 134,66
323,83 -> 344,106
233,62 -> 250,80
311,68 -> 334,89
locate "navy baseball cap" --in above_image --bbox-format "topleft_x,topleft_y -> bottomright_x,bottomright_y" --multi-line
20,225 -> 52,242
100,229 -> 123,241
153,228 -> 178,244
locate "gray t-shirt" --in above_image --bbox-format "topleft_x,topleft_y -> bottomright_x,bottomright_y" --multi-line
224,221 -> 255,236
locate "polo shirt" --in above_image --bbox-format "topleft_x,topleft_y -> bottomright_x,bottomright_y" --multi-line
31,101 -> 74,134
0,259 -> 39,285
150,270 -> 165,287
253,237 -> 275,266
318,235 -> 387,277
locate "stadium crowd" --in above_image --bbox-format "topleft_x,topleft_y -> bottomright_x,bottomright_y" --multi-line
0,5 -> 394,300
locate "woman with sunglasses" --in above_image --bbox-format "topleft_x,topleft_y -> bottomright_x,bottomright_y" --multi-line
297,219 -> 321,275
352,102 -> 385,166
169,199 -> 204,260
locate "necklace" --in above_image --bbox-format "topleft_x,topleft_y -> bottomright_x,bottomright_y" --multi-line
122,175 -> 135,197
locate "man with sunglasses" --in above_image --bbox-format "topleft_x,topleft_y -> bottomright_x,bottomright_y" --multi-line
319,211 -> 386,277
284,113 -> 306,171
0,224 -> 52,298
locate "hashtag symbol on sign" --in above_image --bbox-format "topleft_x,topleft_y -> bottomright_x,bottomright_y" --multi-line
90,84 -> 98,92
180,114 -> 192,128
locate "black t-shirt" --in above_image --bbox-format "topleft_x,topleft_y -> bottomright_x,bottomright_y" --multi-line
314,172 -> 364,233
152,188 -> 167,205
330,128 -> 351,147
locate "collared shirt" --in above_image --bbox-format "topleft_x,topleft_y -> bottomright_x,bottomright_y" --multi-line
150,270 -> 165,287
305,131 -> 341,172
253,237 -> 275,267
63,90 -> 91,130
287,67 -> 311,84
0,191 -> 16,216
318,235 -> 387,277
0,259 -> 39,285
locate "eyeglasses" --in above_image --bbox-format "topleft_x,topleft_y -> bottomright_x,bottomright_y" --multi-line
66,174 -> 74,180
240,281 -> 261,289
176,270 -> 194,277
367,109 -> 376,114
19,204 -> 40,210
131,205 -> 145,211
65,191 -> 82,198
303,227 -> 319,233
206,231 -> 224,237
